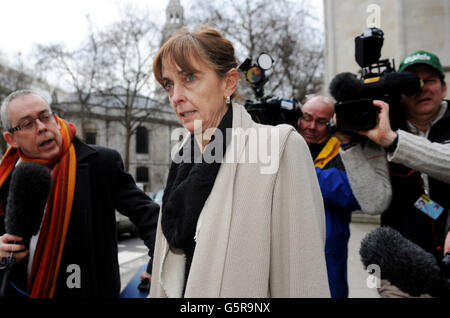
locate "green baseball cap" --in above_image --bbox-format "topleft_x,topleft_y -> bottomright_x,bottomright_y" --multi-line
398,50 -> 444,78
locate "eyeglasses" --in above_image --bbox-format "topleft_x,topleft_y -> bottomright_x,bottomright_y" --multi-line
8,111 -> 55,133
300,116 -> 329,127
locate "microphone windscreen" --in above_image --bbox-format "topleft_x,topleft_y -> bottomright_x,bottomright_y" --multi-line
360,226 -> 441,297
382,71 -> 422,95
5,162 -> 52,240
329,72 -> 363,102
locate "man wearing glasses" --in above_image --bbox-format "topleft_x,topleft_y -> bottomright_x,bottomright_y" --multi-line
297,96 -> 361,298
2,96 -> 62,160
337,51 -> 450,297
0,90 -> 159,297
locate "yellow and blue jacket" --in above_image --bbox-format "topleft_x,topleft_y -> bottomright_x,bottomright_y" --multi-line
312,137 -> 360,298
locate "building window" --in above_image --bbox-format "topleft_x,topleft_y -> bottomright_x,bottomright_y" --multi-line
136,126 -> 148,154
85,132 -> 96,145
136,166 -> 149,183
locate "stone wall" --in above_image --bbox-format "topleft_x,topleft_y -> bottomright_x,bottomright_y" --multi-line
324,0 -> 450,90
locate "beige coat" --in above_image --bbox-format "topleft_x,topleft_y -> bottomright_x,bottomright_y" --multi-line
149,103 -> 329,298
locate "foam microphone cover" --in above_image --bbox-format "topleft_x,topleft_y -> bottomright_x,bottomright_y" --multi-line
329,72 -> 364,102
5,162 -> 52,240
381,71 -> 422,95
360,226 -> 441,297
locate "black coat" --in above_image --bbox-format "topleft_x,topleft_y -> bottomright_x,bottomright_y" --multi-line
0,138 -> 160,297
382,102 -> 450,261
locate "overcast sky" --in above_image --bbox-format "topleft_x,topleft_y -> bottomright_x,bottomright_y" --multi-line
0,0 -> 168,62
0,0 -> 323,65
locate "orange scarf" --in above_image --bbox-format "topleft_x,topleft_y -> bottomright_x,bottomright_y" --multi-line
0,117 -> 77,298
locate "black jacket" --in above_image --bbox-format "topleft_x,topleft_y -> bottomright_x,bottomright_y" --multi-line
382,102 -> 450,261
0,138 -> 159,297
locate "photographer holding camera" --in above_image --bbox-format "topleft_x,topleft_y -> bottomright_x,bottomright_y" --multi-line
297,96 -> 360,298
336,50 -> 450,297
298,95 -> 393,298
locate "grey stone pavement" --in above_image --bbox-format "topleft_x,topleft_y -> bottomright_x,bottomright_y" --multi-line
118,215 -> 381,298
348,218 -> 380,298
118,236 -> 150,293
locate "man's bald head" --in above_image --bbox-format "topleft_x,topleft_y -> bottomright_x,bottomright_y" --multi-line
298,96 -> 335,144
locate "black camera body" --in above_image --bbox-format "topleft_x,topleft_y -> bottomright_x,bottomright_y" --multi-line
244,96 -> 301,129
329,28 -> 422,133
334,98 -> 378,132
239,53 -> 302,129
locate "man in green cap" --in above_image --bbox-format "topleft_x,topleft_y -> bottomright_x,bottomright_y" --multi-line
397,50 -> 447,134
337,50 -> 450,297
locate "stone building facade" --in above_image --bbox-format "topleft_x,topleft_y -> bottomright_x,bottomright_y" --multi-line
323,0 -> 450,90
323,0 -> 450,223
154,0 -> 186,104
162,0 -> 185,45
2,1 -> 185,193
52,0 -> 187,193
54,93 -> 179,193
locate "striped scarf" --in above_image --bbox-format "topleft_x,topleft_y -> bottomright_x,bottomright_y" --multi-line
0,117 -> 77,298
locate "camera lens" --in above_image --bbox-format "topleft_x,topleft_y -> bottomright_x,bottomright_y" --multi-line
246,66 -> 263,84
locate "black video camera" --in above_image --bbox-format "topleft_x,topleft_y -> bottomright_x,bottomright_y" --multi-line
239,53 -> 302,129
329,28 -> 423,133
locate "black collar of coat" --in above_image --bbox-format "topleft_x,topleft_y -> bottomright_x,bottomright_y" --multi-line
73,137 -> 97,163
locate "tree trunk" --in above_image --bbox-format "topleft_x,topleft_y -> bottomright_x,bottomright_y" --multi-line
124,130 -> 132,172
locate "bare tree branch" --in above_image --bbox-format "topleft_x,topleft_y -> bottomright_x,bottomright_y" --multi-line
188,0 -> 324,103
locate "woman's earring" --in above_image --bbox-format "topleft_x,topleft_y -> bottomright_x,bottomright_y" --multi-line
226,96 -> 231,105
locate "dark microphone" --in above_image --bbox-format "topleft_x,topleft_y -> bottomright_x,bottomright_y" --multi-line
329,72 -> 363,102
361,71 -> 422,97
359,226 -> 442,297
0,162 -> 51,297
5,162 -> 52,244
329,71 -> 422,102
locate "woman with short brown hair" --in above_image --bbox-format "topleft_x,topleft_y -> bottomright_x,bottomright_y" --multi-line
149,25 -> 329,298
